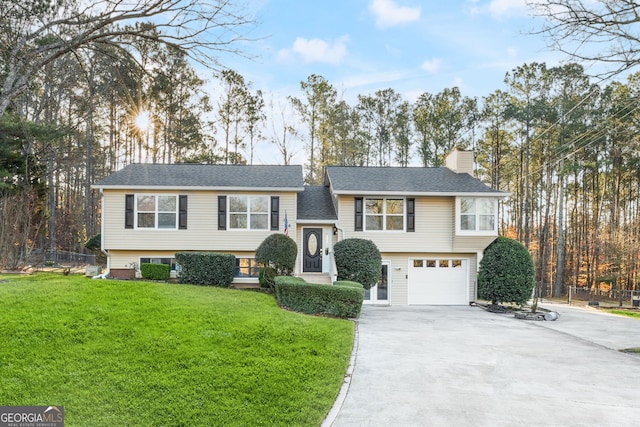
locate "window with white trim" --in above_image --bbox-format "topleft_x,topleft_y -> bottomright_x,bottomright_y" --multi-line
365,198 -> 404,231
229,195 -> 269,230
235,258 -> 260,278
457,197 -> 497,234
136,195 -> 177,229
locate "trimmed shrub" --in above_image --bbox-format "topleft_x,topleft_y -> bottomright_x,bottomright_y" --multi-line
258,266 -> 277,289
334,280 -> 364,290
478,236 -> 535,306
334,238 -> 381,290
175,252 -> 235,287
140,263 -> 170,281
255,233 -> 297,275
274,276 -> 363,318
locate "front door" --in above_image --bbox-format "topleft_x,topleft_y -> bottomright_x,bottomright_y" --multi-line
303,228 -> 323,272
364,262 -> 390,305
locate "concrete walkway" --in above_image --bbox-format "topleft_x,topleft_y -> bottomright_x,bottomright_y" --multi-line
328,304 -> 640,427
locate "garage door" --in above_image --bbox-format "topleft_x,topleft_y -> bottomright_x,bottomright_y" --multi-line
408,258 -> 468,305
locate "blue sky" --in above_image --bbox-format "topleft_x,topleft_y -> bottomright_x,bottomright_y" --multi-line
224,0 -> 566,101
209,0 -> 574,163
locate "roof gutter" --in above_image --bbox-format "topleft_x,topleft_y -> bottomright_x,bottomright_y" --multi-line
92,185 -> 306,192
331,190 -> 510,197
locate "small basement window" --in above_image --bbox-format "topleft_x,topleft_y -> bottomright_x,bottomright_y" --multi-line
139,257 -> 179,271
235,258 -> 260,278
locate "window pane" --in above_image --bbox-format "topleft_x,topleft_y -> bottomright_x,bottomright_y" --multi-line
479,215 -> 495,231
377,265 -> 388,300
250,213 -> 268,230
229,196 -> 247,212
413,260 -> 423,268
230,214 -> 247,229
452,259 -> 462,268
138,213 -> 155,228
158,195 -> 176,211
478,198 -> 495,215
158,213 -> 176,228
251,196 -> 268,213
236,258 -> 248,276
386,215 -> 403,230
439,259 -> 449,268
365,199 -> 383,214
426,260 -> 436,267
460,198 -> 475,214
461,214 -> 476,231
366,215 -> 383,230
386,199 -> 404,214
235,258 -> 259,277
137,195 -> 155,211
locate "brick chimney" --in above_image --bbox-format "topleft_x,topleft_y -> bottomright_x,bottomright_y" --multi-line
445,149 -> 474,176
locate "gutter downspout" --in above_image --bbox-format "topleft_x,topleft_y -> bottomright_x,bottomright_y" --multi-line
93,189 -> 109,279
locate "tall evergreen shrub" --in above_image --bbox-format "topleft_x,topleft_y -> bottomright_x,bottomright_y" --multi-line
478,236 -> 535,306
255,234 -> 297,275
334,238 -> 381,290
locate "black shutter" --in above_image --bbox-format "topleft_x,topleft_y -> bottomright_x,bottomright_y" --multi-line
125,194 -> 134,229
354,197 -> 363,231
407,198 -> 415,232
270,196 -> 279,231
179,195 -> 188,230
218,195 -> 227,230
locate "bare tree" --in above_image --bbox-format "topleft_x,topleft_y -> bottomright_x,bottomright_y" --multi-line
0,0 -> 255,116
268,98 -> 298,165
529,0 -> 640,78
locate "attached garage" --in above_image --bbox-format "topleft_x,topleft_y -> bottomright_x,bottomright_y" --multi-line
408,258 -> 469,305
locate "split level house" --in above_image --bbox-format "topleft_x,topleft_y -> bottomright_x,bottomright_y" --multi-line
93,149 -> 507,305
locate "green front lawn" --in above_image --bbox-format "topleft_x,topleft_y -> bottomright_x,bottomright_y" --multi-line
0,274 -> 354,426
605,309 -> 640,319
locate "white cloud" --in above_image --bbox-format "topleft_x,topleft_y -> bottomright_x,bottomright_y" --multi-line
369,0 -> 421,28
506,47 -> 518,57
488,0 -> 529,18
421,58 -> 442,73
277,36 -> 349,65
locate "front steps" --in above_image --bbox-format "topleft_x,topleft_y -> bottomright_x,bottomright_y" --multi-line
296,272 -> 334,285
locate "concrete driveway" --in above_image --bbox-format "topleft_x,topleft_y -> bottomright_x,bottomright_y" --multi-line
327,304 -> 640,427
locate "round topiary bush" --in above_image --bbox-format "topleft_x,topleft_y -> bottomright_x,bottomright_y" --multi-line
334,238 -> 381,290
255,233 -> 297,276
477,236 -> 535,306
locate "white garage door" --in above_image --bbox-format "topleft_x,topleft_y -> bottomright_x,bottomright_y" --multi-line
408,258 -> 468,305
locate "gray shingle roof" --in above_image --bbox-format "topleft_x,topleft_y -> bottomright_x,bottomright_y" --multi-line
297,186 -> 337,221
94,164 -> 304,190
325,166 -> 504,195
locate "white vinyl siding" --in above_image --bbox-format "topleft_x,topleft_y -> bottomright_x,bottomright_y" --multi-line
338,196 -> 453,252
102,190 -> 297,251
